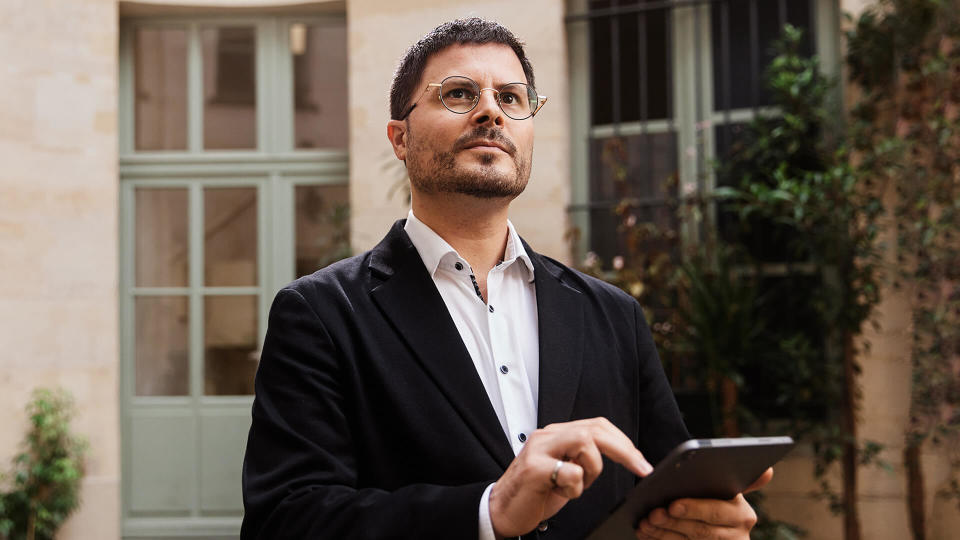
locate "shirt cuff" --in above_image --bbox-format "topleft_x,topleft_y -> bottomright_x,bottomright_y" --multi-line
478,482 -> 497,540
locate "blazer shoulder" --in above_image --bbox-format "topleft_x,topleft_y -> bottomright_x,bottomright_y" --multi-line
272,220 -> 417,317
278,251 -> 374,308
536,253 -> 640,310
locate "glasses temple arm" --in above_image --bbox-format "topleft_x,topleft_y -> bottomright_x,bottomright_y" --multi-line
532,96 -> 548,116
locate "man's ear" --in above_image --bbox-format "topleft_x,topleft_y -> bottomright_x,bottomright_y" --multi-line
386,120 -> 408,161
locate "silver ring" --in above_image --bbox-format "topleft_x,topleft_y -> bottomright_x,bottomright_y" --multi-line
550,460 -> 564,487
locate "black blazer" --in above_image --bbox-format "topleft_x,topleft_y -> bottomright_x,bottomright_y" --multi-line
241,221 -> 689,540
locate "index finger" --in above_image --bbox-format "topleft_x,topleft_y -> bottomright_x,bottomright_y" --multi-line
575,418 -> 653,477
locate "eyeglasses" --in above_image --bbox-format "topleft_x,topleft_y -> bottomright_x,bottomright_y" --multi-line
400,75 -> 548,121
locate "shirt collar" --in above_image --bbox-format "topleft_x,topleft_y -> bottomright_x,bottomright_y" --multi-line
404,210 -> 535,282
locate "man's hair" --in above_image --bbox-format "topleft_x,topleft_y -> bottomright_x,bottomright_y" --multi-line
389,18 -> 536,120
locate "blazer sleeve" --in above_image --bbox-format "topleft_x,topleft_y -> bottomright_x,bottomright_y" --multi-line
240,288 -> 488,540
632,300 -> 690,465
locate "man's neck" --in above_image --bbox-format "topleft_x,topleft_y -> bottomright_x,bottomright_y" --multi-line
411,192 -> 511,279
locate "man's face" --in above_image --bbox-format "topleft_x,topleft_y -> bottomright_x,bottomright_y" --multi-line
392,43 -> 535,200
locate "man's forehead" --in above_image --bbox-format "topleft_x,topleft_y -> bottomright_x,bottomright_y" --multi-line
420,43 -> 526,84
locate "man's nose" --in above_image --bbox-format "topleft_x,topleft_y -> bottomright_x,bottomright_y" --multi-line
471,88 -> 504,126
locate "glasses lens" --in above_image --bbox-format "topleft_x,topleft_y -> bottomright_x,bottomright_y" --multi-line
439,77 -> 479,113
497,83 -> 538,119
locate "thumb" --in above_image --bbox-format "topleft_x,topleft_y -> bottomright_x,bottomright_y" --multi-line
744,467 -> 774,494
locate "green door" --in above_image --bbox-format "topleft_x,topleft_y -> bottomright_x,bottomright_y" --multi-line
119,14 -> 347,538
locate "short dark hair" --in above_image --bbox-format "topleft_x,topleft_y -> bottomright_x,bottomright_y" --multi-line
389,18 -> 536,120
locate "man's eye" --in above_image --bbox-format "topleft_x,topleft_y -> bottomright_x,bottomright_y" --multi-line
447,88 -> 475,100
501,92 -> 518,105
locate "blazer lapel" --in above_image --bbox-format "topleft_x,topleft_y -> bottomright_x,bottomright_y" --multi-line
369,222 -> 515,470
528,249 -> 585,428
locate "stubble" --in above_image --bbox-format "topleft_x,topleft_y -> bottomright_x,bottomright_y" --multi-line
406,125 -> 532,199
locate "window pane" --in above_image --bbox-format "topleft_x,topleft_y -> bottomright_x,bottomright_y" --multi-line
292,23 -> 348,149
295,184 -> 350,277
588,132 -> 678,262
202,27 -> 257,149
135,27 -> 188,151
136,296 -> 189,396
135,188 -> 188,287
204,187 -> 257,286
711,0 -> 813,110
204,295 -> 258,395
589,132 -> 678,202
589,0 -> 671,125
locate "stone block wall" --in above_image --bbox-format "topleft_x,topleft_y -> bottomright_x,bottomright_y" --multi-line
0,0 -> 120,538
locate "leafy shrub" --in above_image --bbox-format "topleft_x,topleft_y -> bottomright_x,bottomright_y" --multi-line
0,388 -> 87,540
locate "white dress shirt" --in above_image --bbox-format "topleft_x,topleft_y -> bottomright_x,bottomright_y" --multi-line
404,210 -> 539,540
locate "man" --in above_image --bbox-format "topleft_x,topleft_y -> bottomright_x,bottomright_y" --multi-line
242,18 -> 771,540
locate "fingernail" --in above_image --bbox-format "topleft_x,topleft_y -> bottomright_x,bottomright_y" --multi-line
639,460 -> 653,475
672,503 -> 686,516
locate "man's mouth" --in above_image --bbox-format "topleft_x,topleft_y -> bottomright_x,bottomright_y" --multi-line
463,141 -> 509,154
457,133 -> 517,156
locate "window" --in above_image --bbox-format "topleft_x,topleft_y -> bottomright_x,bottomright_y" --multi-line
566,0 -> 840,434
119,13 -> 349,538
567,0 -> 835,262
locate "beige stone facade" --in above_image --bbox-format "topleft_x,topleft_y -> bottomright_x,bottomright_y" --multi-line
0,0 -> 121,537
0,0 -> 956,538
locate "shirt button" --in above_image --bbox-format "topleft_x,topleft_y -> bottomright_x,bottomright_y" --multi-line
537,521 -> 549,532
488,305 -> 495,313
518,433 -> 526,443
454,262 -> 463,271
499,365 -> 509,374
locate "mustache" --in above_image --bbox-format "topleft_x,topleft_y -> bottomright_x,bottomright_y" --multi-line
453,127 -> 517,155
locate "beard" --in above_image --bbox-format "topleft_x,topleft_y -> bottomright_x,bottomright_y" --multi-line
406,125 -> 532,199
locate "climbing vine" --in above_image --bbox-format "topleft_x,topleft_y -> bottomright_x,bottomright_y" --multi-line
846,0 -> 960,537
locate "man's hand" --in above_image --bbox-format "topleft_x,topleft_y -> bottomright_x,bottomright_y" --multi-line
489,417 -> 653,538
635,467 -> 774,539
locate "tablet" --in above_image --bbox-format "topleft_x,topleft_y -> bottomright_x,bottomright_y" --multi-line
586,436 -> 796,540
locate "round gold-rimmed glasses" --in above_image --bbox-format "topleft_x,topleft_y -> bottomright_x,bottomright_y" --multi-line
400,75 -> 548,120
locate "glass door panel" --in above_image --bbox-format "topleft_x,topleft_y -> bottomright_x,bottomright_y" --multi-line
135,296 -> 189,396
204,295 -> 258,395
204,187 -> 258,286
135,188 -> 188,287
294,184 -> 349,278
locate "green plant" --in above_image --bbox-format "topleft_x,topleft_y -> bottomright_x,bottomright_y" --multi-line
671,244 -> 765,438
718,25 -> 887,540
0,388 -> 87,540
846,1 -> 960,537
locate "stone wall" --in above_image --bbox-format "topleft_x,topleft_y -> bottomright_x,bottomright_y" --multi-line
0,0 -> 120,537
842,0 -> 960,535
